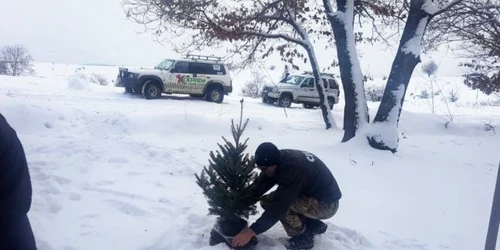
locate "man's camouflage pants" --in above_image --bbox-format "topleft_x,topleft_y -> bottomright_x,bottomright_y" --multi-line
260,192 -> 339,236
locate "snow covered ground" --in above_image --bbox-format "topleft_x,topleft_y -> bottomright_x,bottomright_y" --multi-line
1,62 -> 499,250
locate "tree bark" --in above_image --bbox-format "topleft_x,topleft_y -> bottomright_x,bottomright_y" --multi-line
304,43 -> 336,129
368,0 -> 432,152
289,6 -> 336,130
323,0 -> 369,142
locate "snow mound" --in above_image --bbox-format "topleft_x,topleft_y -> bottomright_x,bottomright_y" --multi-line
67,74 -> 92,91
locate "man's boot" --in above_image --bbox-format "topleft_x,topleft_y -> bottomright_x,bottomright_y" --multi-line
304,217 -> 327,235
286,230 -> 314,250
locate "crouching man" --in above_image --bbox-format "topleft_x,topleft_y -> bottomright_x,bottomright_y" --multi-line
232,142 -> 342,250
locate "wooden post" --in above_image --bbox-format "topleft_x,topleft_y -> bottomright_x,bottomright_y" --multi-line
485,162 -> 500,250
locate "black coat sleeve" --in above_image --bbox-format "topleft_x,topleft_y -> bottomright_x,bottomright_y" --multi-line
0,114 -> 37,250
249,172 -> 276,199
249,167 -> 307,234
0,114 -> 33,218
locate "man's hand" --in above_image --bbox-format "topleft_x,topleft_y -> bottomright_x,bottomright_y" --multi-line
231,227 -> 256,247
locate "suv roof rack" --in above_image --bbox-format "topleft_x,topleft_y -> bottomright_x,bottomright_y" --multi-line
303,71 -> 335,78
185,54 -> 223,63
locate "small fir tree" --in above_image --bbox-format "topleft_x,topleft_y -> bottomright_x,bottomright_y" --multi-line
195,99 -> 258,224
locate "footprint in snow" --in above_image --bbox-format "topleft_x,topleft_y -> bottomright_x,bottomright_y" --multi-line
158,197 -> 173,204
45,198 -> 63,214
127,171 -> 144,176
176,147 -> 187,153
29,161 -> 48,167
62,246 -> 79,250
52,175 -> 72,185
32,172 -> 51,182
108,157 -> 128,164
80,214 -> 99,219
95,180 -> 115,186
69,193 -> 81,201
44,122 -> 53,129
105,199 -> 151,217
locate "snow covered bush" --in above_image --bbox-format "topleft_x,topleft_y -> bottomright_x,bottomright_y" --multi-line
0,44 -> 34,76
241,71 -> 266,98
419,90 -> 429,99
365,85 -> 384,102
90,73 -> 109,86
0,61 -> 7,75
422,60 -> 438,77
448,88 -> 459,103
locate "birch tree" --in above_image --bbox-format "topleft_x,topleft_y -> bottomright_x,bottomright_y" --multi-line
123,0 -> 337,129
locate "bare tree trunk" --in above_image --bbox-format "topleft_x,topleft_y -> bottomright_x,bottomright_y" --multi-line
368,0 -> 432,152
306,45 -> 336,129
323,0 -> 369,141
291,9 -> 336,129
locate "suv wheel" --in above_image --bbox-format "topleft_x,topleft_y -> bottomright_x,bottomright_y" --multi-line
328,97 -> 334,110
206,86 -> 223,103
142,80 -> 162,100
278,94 -> 292,108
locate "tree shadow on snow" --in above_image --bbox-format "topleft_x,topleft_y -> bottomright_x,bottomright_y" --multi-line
119,93 -> 231,105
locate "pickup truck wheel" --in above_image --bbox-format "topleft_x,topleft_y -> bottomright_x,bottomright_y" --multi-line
278,95 -> 292,108
142,80 -> 162,100
206,87 -> 223,103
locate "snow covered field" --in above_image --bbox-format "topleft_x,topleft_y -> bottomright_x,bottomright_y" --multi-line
1,62 -> 499,250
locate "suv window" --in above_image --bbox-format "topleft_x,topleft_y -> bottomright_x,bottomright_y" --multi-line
283,75 -> 305,85
172,61 -> 189,73
189,62 -> 226,75
301,78 -> 315,88
328,79 -> 338,89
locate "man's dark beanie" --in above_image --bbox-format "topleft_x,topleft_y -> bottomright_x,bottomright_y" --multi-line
255,142 -> 280,166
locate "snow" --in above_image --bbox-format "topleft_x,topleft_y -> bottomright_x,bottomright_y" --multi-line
402,17 -> 429,58
1,62 -> 500,250
67,73 -> 93,91
422,0 -> 440,15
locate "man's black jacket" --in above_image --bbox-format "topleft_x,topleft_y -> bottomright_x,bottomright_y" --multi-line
249,149 -> 342,235
0,113 -> 37,250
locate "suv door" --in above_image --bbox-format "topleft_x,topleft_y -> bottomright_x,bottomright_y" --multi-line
298,77 -> 316,102
168,61 -> 191,93
187,62 -> 213,94
328,78 -> 340,103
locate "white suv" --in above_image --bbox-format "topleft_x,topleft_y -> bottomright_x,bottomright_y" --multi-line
262,72 -> 340,109
116,55 -> 233,103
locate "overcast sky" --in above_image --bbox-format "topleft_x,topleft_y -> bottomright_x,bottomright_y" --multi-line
0,0 -> 178,66
0,0 -> 464,77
